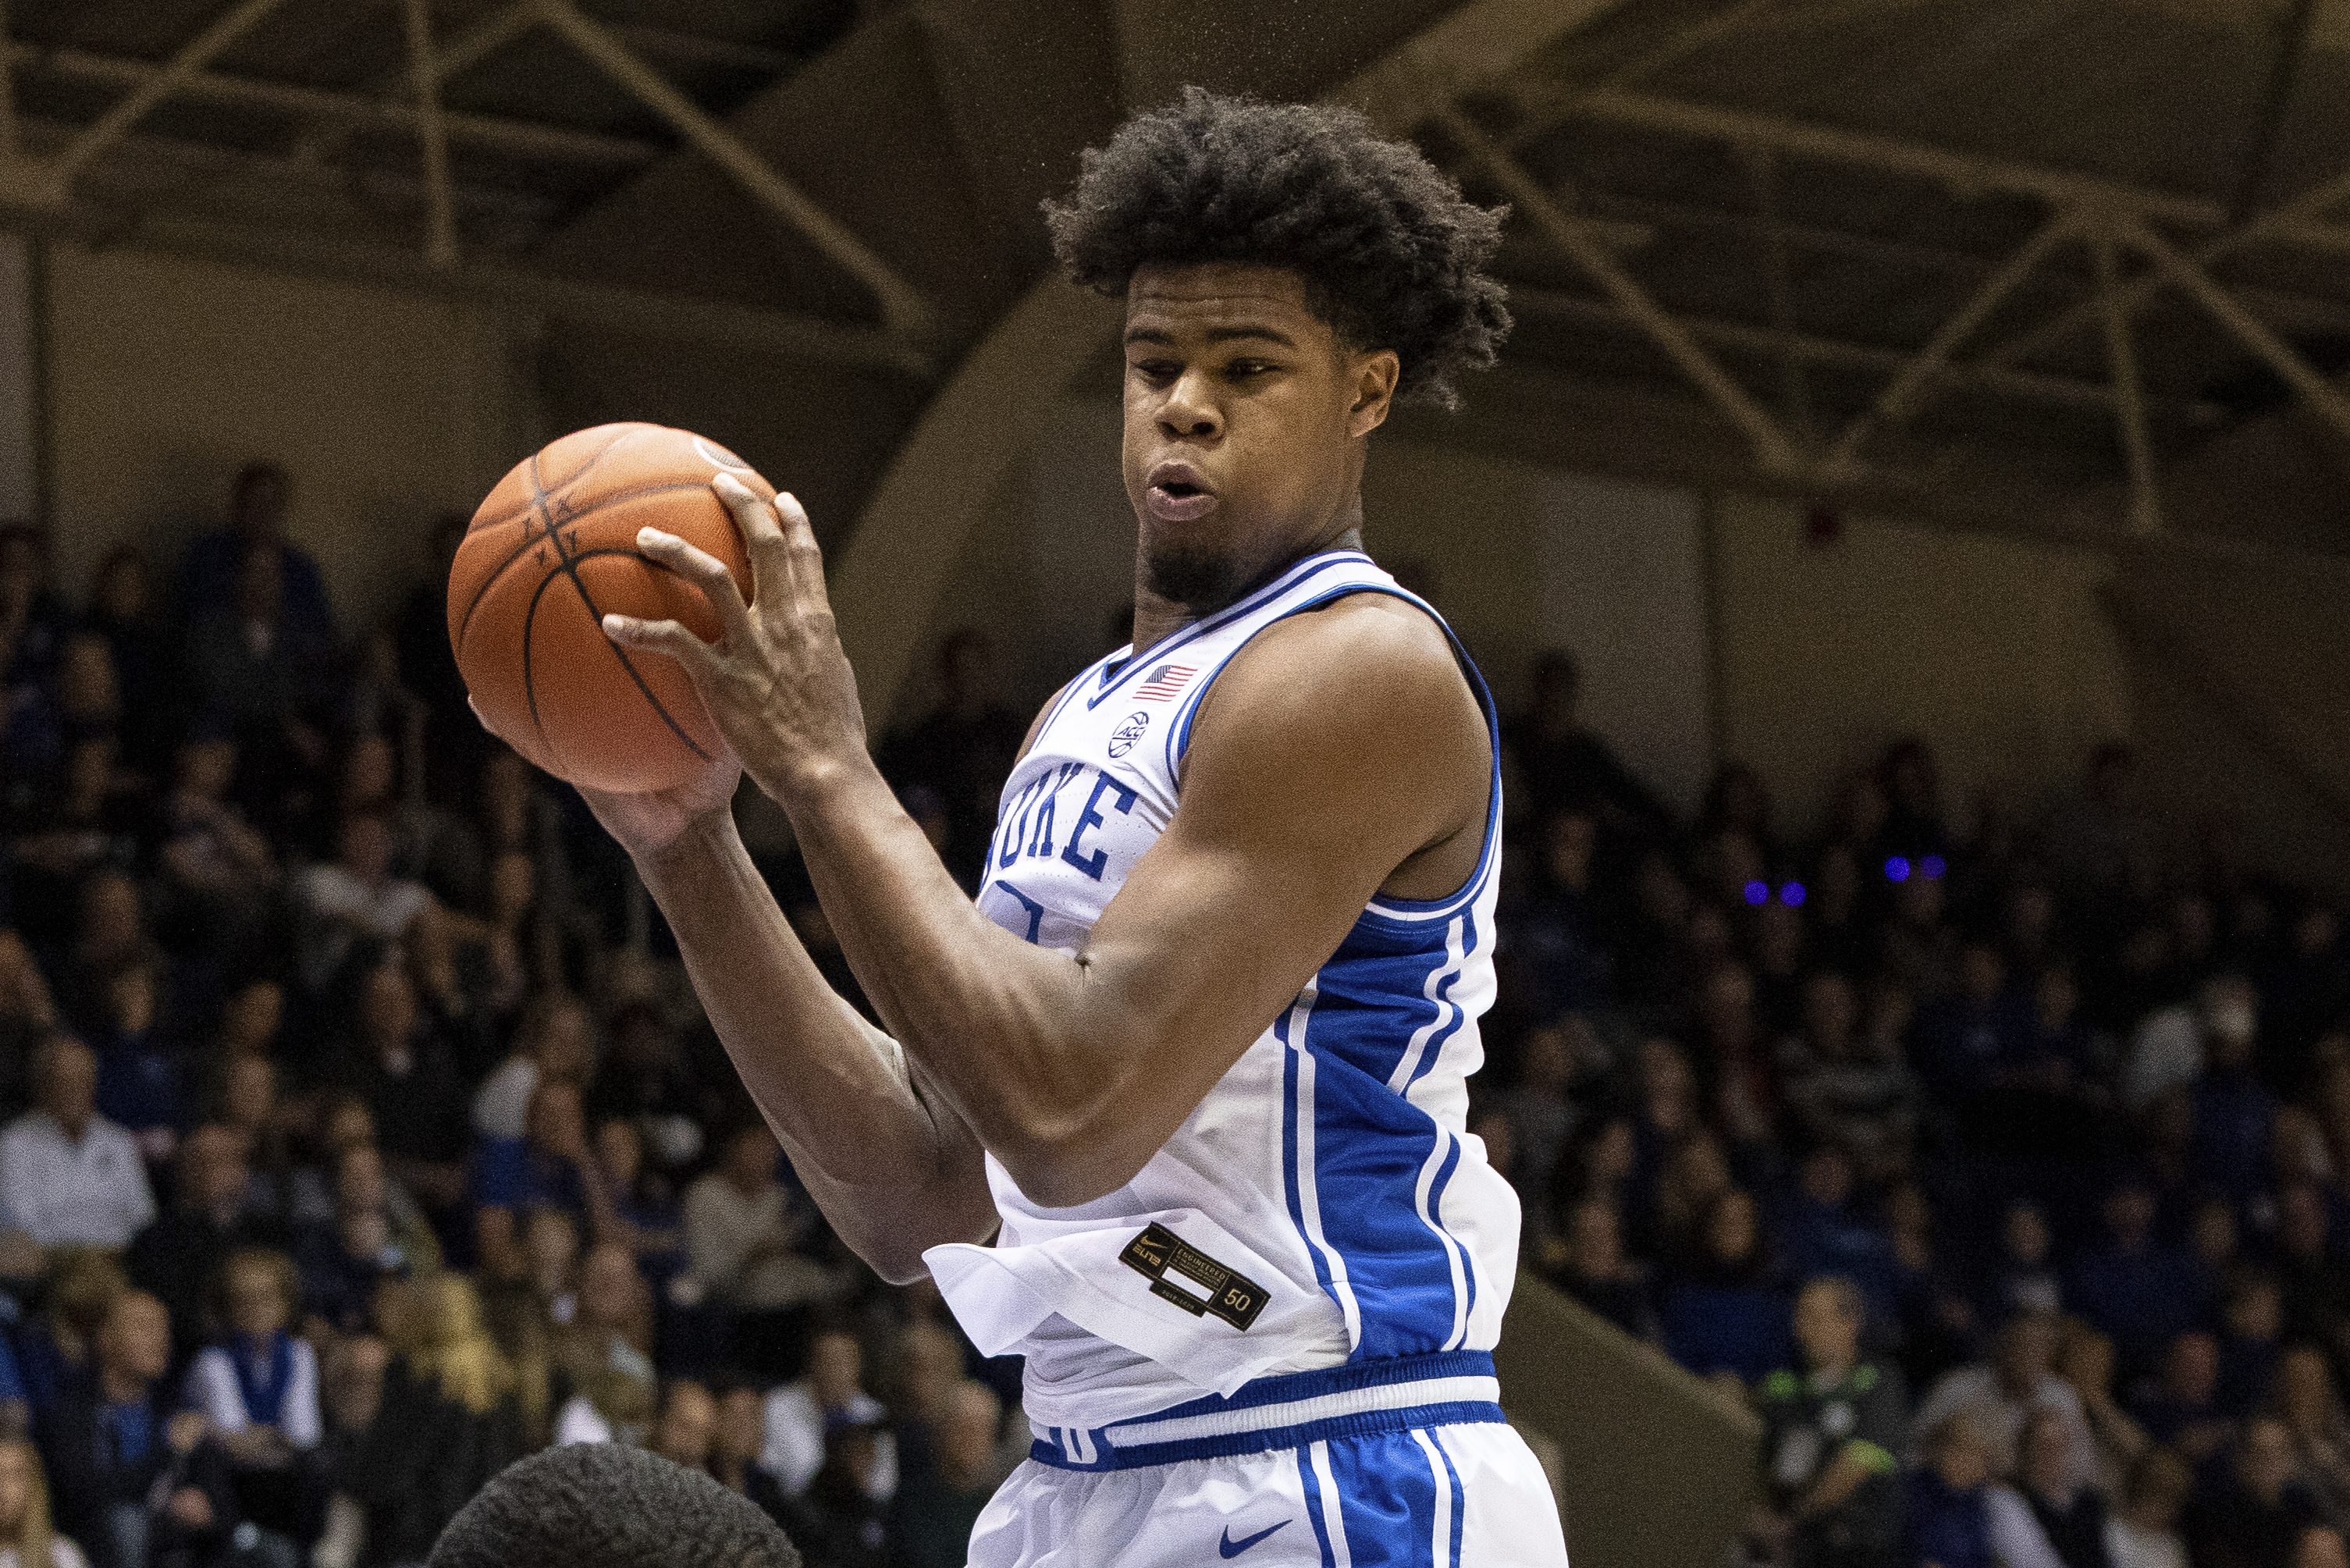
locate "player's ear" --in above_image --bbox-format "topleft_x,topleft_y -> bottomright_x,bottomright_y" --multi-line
1348,349 -> 1400,438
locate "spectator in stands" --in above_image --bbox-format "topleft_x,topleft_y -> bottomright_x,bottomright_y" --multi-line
88,960 -> 180,1171
0,1035 -> 151,1252
2269,1181 -> 2350,1354
2188,1416 -> 2324,1568
2214,1265 -> 2286,1419
875,631 -> 1028,892
0,1435 -> 83,1568
1906,1408 -> 1997,1568
1781,970 -> 1921,1182
17,1253 -> 123,1421
2192,976 -> 2279,1202
710,1379 -> 791,1524
1660,1187 -> 1790,1388
1552,1197 -> 1654,1342
324,955 -> 468,1219
125,1123 -> 281,1370
1986,1403 -> 2112,1568
2051,1321 -> 2148,1501
549,1242 -> 655,1446
685,1124 -> 841,1379
293,1143 -> 421,1337
81,548 -> 172,777
1751,1276 -> 1905,1568
587,1000 -> 713,1172
2131,1330 -> 2231,1470
1886,1182 -> 1976,1397
1502,649 -> 1670,839
2103,1448 -> 2192,1568
1913,939 -> 2028,1133
1911,1310 -> 2097,1488
184,542 -> 332,840
295,814 -> 432,993
761,1329 -> 894,1503
1512,812 -> 1612,1019
1982,1202 -> 2064,1324
648,1379 -> 716,1472
471,1078 -> 615,1279
2272,1342 -> 2350,1527
179,462 -> 332,643
38,1291 -> 265,1568
472,992 -> 593,1144
186,1249 -> 324,1545
152,734 -> 279,968
588,1118 -> 684,1285
53,873 -> 153,1044
2067,1179 -> 2201,1378
887,1381 -> 1000,1568
1776,1144 -> 1900,1337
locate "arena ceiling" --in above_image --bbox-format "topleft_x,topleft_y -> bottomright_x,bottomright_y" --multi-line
2,0 -> 2345,549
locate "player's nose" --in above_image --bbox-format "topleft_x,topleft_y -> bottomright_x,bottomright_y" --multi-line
1156,368 -> 1221,440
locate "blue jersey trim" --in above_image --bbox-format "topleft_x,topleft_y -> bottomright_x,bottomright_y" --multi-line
1084,550 -> 1373,712
1166,579 -> 1502,923
1431,1429 -> 1467,1568
1027,1399 -> 1506,1472
1300,1442 -> 1339,1568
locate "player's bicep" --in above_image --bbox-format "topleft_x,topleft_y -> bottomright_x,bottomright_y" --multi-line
1078,607 -> 1476,1061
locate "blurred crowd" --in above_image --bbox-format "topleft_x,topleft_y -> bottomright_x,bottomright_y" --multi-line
1485,652 -> 2350,1568
0,462 -> 2339,1568
0,464 -> 1023,1568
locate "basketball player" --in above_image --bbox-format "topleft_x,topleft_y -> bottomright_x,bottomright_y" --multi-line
571,90 -> 1566,1564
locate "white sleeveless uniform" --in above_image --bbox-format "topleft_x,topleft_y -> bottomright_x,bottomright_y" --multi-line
924,549 -> 1567,1567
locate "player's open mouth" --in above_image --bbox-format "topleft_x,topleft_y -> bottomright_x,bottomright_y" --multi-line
1147,464 -> 1218,522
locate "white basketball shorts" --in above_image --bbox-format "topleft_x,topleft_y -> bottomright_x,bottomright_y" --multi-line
963,1420 -> 1568,1567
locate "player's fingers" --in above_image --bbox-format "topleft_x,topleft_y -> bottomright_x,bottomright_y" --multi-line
713,472 -> 792,603
600,612 -> 718,677
635,526 -> 755,650
767,491 -> 834,606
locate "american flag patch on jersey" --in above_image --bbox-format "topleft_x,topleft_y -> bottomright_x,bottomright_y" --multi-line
1134,663 -> 1198,702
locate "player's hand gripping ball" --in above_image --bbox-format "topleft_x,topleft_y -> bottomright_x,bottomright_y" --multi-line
448,422 -> 773,793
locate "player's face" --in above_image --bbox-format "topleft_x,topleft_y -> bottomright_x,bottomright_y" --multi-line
1121,262 -> 1396,613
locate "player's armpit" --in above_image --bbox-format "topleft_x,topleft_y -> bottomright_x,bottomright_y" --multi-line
980,593 -> 1490,1204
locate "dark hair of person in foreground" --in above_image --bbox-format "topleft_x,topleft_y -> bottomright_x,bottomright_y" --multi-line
428,1441 -> 804,1568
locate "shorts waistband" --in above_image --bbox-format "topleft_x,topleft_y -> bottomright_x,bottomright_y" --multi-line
1028,1349 -> 1505,1471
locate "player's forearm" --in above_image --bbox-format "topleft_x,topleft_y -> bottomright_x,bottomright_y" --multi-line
635,812 -> 994,1278
779,763 -> 1173,1204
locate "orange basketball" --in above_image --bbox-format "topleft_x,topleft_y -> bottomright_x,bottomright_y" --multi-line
448,422 -> 772,794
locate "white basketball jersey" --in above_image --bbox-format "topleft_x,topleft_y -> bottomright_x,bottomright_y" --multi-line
923,548 -> 1517,1444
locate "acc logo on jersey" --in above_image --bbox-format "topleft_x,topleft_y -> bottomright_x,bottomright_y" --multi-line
1107,710 -> 1151,758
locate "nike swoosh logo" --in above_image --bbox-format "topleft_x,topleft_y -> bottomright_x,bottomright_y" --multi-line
1219,1520 -> 1292,1558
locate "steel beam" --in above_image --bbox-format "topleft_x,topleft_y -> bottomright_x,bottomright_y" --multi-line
1983,162 -> 2350,372
52,0 -> 299,194
1822,211 -> 2078,481
400,0 -> 457,270
21,41 -> 656,169
1508,283 -> 2225,424
2115,217 -> 2350,446
530,0 -> 935,347
1444,108 -> 1803,475
1555,89 -> 2350,259
2091,227 -> 2162,535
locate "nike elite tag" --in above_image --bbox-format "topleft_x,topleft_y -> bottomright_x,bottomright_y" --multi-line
1119,1222 -> 1271,1332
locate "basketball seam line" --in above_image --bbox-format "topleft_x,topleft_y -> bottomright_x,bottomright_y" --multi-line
453,478 -> 725,657
466,428 -> 628,536
519,449 -> 715,773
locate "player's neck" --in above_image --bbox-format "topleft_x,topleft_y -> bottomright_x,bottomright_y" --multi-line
1129,518 -> 1365,658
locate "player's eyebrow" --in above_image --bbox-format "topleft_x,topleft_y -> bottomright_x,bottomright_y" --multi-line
1123,324 -> 1299,348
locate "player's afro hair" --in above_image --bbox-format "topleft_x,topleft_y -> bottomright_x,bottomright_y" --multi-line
428,1442 -> 802,1568
1043,87 -> 1511,410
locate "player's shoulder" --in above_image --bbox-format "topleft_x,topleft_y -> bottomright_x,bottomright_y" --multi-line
1189,585 -> 1480,771
1221,586 -> 1466,713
